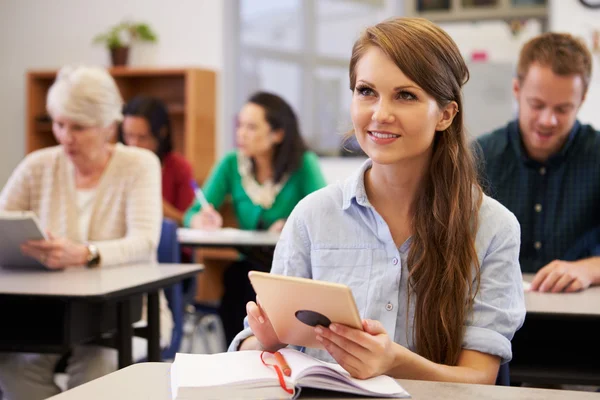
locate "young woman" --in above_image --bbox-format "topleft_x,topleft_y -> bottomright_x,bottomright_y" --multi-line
120,95 -> 195,227
230,18 -> 526,385
184,91 -> 327,344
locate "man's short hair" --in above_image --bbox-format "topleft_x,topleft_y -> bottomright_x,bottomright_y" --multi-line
517,32 -> 592,95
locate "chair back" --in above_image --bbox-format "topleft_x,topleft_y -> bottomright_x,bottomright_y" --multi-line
158,218 -> 183,359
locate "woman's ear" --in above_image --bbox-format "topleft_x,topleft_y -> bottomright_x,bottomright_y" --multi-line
271,129 -> 285,145
105,122 -> 118,142
435,101 -> 459,132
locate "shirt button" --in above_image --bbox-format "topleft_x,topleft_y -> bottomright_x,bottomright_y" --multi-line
392,257 -> 399,265
539,167 -> 546,175
385,302 -> 393,311
534,241 -> 542,250
534,204 -> 542,212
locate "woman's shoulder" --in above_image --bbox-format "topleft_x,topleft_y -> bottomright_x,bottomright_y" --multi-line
163,151 -> 193,173
476,193 -> 520,250
21,146 -> 64,167
113,144 -> 161,176
290,182 -> 344,219
301,150 -> 319,163
115,143 -> 160,165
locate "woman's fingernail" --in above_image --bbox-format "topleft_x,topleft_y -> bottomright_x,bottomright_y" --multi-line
330,324 -> 338,332
315,327 -> 323,335
316,335 -> 323,342
258,316 -> 265,324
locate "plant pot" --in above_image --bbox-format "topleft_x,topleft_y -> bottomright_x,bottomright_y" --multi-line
110,47 -> 129,66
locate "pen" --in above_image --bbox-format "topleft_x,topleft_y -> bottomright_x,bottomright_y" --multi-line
189,179 -> 211,209
274,351 -> 291,377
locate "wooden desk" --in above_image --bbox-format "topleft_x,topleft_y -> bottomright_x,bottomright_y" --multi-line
0,263 -> 202,368
511,274 -> 600,385
177,228 -> 280,248
48,362 -> 599,400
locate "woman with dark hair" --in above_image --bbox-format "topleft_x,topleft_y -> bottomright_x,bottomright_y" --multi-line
121,95 -> 195,226
183,91 -> 327,344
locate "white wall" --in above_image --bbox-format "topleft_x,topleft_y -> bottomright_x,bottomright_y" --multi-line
550,0 -> 600,127
0,0 -> 224,187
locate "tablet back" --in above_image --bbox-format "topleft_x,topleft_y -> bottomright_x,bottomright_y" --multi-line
0,212 -> 48,269
248,271 -> 362,349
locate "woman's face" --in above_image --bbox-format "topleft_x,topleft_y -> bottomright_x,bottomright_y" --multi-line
236,103 -> 283,158
52,115 -> 111,164
122,116 -> 159,154
351,46 -> 450,167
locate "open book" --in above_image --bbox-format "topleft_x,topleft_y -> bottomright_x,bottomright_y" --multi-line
171,349 -> 410,400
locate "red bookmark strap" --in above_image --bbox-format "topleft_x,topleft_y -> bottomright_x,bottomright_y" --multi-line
260,351 -> 294,395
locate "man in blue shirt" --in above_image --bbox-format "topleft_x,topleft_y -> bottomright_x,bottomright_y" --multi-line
477,32 -> 600,293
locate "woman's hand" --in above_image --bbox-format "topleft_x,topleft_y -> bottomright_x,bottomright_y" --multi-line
245,299 -> 287,352
21,232 -> 88,269
190,205 -> 223,231
268,219 -> 286,233
316,319 -> 397,379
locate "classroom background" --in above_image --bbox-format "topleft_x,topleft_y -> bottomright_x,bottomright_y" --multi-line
0,0 -> 598,188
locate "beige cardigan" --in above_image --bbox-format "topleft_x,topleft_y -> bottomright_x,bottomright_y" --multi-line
0,143 -> 173,345
0,143 -> 162,267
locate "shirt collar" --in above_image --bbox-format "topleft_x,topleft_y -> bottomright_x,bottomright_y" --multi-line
342,158 -> 372,210
508,119 -> 581,167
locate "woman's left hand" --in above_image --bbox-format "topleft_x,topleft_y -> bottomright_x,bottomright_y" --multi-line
315,319 -> 396,379
21,232 -> 88,269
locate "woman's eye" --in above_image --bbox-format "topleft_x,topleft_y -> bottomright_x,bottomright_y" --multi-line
397,91 -> 417,101
356,86 -> 374,97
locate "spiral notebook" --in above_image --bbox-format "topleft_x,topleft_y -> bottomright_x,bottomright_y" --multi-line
170,349 -> 410,400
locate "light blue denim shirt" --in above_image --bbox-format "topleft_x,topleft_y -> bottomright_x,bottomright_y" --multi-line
229,159 -> 526,364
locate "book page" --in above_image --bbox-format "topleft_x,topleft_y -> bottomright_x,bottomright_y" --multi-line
279,349 -> 409,398
172,351 -> 276,388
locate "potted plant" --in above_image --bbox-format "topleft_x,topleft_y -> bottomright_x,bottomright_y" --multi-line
93,21 -> 158,67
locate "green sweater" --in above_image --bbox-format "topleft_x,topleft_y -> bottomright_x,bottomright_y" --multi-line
183,151 -> 326,230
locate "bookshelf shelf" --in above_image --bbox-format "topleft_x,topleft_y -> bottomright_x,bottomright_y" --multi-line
25,67 -> 217,184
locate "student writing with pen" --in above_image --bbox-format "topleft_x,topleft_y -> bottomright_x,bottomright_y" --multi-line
230,17 -> 525,385
183,92 -> 327,345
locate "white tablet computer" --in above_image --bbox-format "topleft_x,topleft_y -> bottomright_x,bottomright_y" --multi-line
0,211 -> 49,269
248,271 -> 363,349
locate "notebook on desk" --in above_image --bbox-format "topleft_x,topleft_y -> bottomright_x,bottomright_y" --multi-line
0,211 -> 49,270
170,349 -> 410,400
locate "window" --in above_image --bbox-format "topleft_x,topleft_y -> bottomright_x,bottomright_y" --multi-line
230,0 -> 401,156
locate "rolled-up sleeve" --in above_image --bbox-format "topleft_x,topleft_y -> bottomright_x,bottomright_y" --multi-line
228,202 -> 313,352
463,215 -> 526,364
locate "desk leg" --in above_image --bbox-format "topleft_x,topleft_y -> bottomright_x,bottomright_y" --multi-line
117,298 -> 133,369
147,290 -> 161,362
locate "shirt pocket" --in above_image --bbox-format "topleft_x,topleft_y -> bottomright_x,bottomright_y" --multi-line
311,249 -> 373,314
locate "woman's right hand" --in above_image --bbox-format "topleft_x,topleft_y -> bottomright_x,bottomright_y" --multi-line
246,299 -> 286,352
190,205 -> 223,230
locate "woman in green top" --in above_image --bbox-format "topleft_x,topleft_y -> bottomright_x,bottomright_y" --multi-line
184,91 -> 326,344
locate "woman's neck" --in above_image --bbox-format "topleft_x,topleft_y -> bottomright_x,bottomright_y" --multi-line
364,154 -> 431,245
73,145 -> 113,189
252,153 -> 274,184
366,163 -> 426,216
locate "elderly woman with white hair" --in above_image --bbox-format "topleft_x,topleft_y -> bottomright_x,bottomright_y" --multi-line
0,66 -> 172,400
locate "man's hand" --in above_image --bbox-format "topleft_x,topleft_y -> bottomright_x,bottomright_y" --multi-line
530,259 -> 594,292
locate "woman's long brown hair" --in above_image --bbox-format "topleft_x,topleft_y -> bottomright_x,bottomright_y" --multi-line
349,17 -> 483,365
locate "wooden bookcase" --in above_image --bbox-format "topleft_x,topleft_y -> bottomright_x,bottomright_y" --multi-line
26,67 -> 217,184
